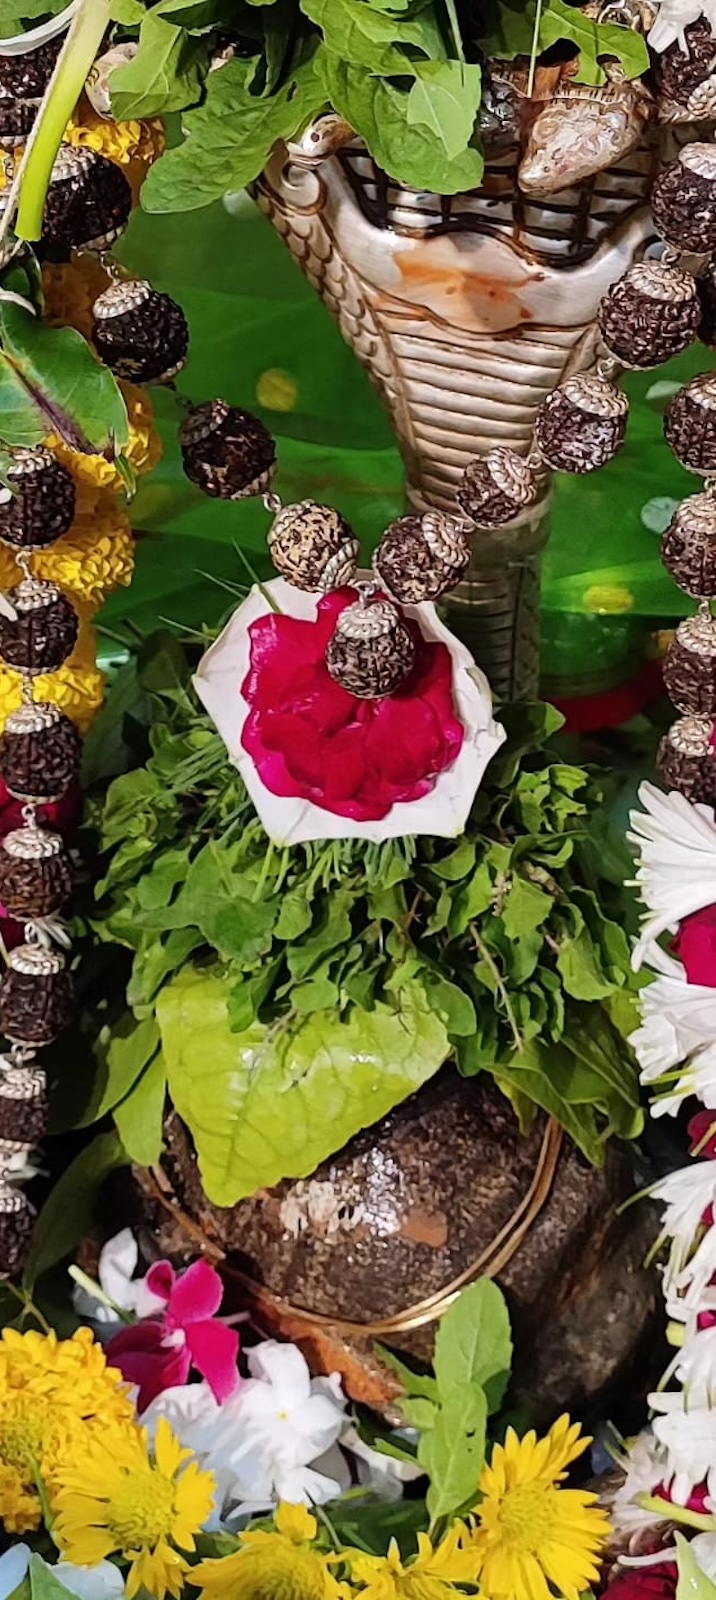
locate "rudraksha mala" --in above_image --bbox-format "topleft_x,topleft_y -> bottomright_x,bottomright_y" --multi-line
0,36 -> 192,1278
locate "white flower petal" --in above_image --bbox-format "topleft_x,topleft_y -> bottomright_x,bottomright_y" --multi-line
629,784 -> 716,958
54,1562 -> 126,1600
272,1462 -> 343,1506
246,1340 -> 311,1399
97,1228 -> 138,1308
193,579 -> 506,845
648,0 -> 713,50
692,1532 -> 716,1582
0,1544 -> 30,1600
649,1391 -> 716,1504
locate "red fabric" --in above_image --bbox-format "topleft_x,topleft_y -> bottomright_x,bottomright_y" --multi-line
604,1563 -> 676,1599
240,589 -> 464,822
105,1258 -> 239,1413
551,662 -> 663,735
0,777 -> 80,837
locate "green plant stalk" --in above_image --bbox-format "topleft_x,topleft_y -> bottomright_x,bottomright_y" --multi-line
15,0 -> 111,242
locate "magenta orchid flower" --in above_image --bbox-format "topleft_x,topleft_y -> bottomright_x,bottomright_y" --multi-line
105,1257 -> 240,1413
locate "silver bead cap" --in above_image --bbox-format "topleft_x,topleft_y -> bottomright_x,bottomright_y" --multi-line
684,375 -> 716,412
0,1181 -> 29,1213
486,446 -> 539,504
180,400 -> 230,448
676,614 -> 716,657
420,510 -> 470,565
4,702 -> 63,736
7,447 -> 55,479
11,577 -> 63,614
681,143 -> 716,182
0,1066 -> 45,1102
93,279 -> 152,320
3,825 -> 62,862
335,598 -> 402,642
561,373 -> 629,419
668,713 -> 715,754
0,1137 -> 33,1158
51,144 -> 97,184
627,261 -> 697,305
8,943 -> 64,977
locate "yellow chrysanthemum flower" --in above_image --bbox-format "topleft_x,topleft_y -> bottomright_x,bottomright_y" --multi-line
0,1327 -> 136,1535
0,505 -> 135,615
42,256 -> 112,341
193,1502 -> 350,1600
467,1415 -> 611,1600
66,97 -> 166,200
53,1415 -> 216,1600
345,1524 -> 478,1598
0,624 -> 105,732
47,380 -> 162,497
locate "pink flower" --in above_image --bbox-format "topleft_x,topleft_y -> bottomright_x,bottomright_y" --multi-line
689,1110 -> 716,1160
105,1258 -> 239,1414
240,589 -> 464,823
673,904 -> 716,987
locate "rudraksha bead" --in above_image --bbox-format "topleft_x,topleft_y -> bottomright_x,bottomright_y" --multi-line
180,401 -> 276,500
268,501 -> 359,591
457,447 -> 539,527
0,36 -> 60,100
0,701 -> 81,803
698,264 -> 716,350
0,446 -> 76,550
43,146 -> 132,253
533,375 -> 628,474
663,613 -> 716,716
656,19 -> 716,121
651,145 -> 716,253
0,825 -> 72,920
662,492 -> 716,597
0,92 -> 38,148
0,1182 -> 33,1278
0,579 -> 78,675
0,1064 -> 47,1146
92,279 -> 189,385
373,511 -> 471,604
665,375 -> 716,475
598,261 -> 700,369
0,944 -> 72,1048
326,597 -> 415,699
657,714 -> 716,802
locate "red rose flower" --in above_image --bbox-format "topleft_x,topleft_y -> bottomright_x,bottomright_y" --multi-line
240,589 -> 464,822
689,1111 -> 716,1160
673,904 -> 716,987
605,1562 -> 676,1599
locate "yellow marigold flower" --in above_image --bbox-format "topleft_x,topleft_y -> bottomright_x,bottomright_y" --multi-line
42,256 -> 112,341
32,507 -> 135,615
53,1415 -> 216,1600
344,1524 -> 478,1598
193,1502 -> 350,1600
467,1415 -> 611,1600
67,97 -> 166,201
0,1327 -> 136,1535
47,380 -> 162,497
0,624 -> 105,733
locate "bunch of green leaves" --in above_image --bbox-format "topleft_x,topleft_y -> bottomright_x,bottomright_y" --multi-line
0,0 -> 646,207
80,628 -> 643,1204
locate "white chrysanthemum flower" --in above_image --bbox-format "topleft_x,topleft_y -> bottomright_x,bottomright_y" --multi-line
672,1323 -> 716,1404
665,1219 -> 716,1318
649,0 -> 716,51
647,1044 -> 716,1118
611,1429 -> 672,1535
628,783 -> 716,964
629,947 -> 716,1085
649,1389 -> 716,1504
651,1160 -> 716,1271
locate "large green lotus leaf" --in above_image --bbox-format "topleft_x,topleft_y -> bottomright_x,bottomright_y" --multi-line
157,965 -> 450,1205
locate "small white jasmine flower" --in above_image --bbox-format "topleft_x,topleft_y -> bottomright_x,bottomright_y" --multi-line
629,784 -> 716,961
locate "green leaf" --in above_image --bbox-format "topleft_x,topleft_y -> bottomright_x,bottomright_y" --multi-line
301,0 -> 442,75
539,0 -> 649,84
433,1280 -> 512,1414
158,966 -> 450,1204
402,1395 -> 438,1430
110,12 -> 206,118
502,875 -> 552,940
23,1132 -> 127,1290
556,924 -> 614,1001
83,1013 -> 160,1126
29,1556 -> 74,1600
114,1050 -> 167,1166
377,1344 -> 439,1401
142,52 -> 325,212
676,1535 -> 716,1599
407,60 -> 481,162
420,1387 -> 487,1526
0,304 -> 128,453
320,56 -> 484,193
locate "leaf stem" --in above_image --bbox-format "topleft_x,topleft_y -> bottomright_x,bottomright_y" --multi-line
526,0 -> 545,99
470,924 -> 524,1053
444,0 -> 466,64
15,0 -> 111,243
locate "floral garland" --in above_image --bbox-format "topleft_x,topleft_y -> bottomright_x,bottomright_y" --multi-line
0,1237 -> 612,1600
